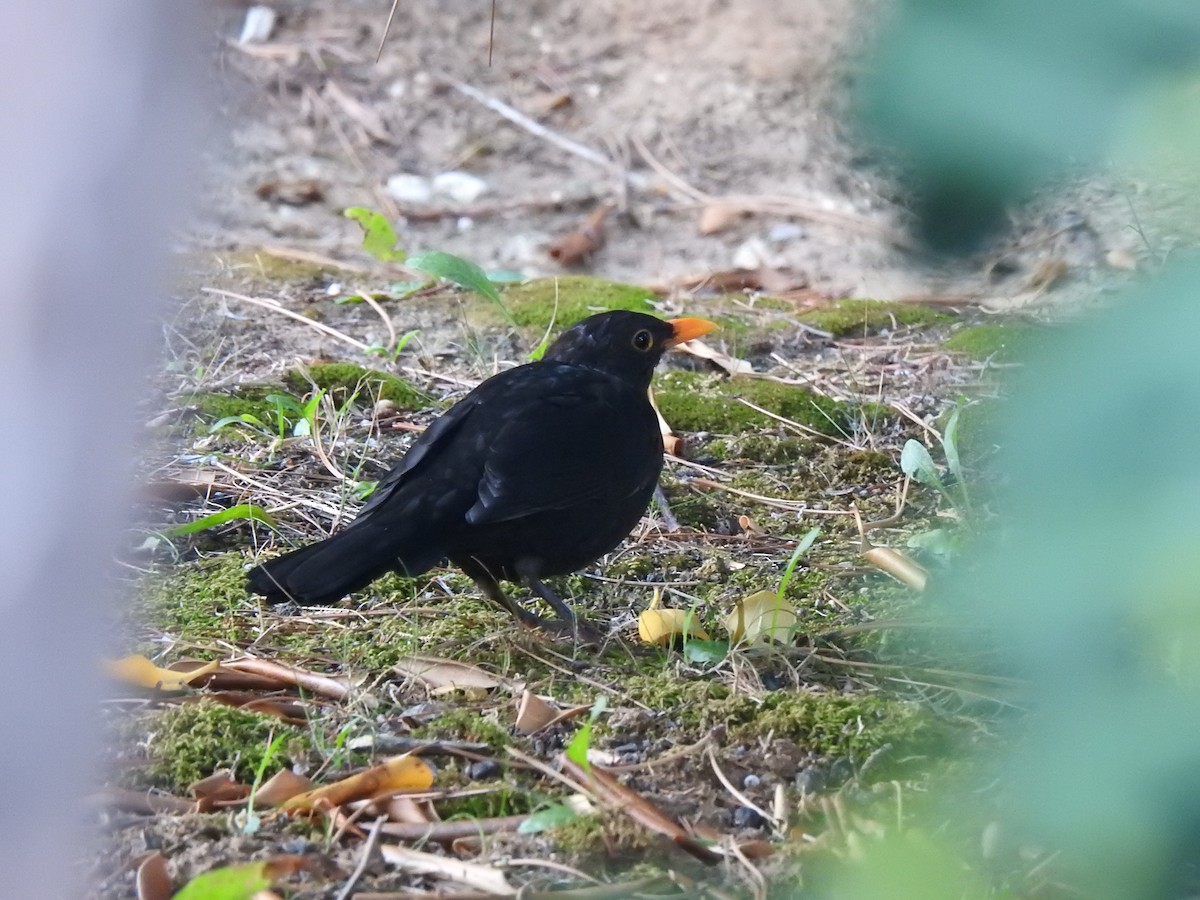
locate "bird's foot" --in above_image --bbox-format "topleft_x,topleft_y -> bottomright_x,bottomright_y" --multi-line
516,608 -> 603,645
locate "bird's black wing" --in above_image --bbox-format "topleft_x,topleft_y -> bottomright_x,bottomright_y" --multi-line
353,378 -> 490,520
465,367 -> 662,526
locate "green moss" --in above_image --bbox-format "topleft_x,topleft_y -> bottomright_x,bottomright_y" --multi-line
222,250 -> 342,284
501,276 -> 656,329
944,323 -> 1041,361
622,675 -> 731,718
550,809 -> 663,855
724,434 -> 810,464
655,371 -> 865,436
145,700 -> 309,791
412,707 -> 511,752
186,386 -> 282,435
285,362 -> 429,409
437,782 -> 535,819
660,476 -> 729,530
717,692 -> 949,764
138,553 -> 258,643
799,300 -> 949,337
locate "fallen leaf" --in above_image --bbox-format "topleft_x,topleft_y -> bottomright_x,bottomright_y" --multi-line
172,856 -> 308,900
676,338 -> 754,376
863,546 -> 928,591
104,655 -> 219,692
637,591 -> 710,645
724,590 -> 798,644
281,754 -> 435,813
548,201 -> 614,266
135,852 -> 173,900
560,754 -> 720,865
223,657 -> 351,701
88,788 -> 196,816
253,769 -> 314,808
254,178 -> 325,206
393,655 -> 506,693
190,771 -> 250,809
698,202 -> 744,235
514,690 -> 558,734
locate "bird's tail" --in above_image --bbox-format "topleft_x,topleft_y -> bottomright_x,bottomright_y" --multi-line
247,525 -> 440,605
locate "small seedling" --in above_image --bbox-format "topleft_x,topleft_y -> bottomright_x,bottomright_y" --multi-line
565,695 -> 608,769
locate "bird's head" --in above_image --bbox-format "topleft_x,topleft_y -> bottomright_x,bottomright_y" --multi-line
542,310 -> 718,390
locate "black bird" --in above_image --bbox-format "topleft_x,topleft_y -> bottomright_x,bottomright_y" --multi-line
247,310 -> 717,631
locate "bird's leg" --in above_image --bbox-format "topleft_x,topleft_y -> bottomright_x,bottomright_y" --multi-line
458,558 -> 538,625
524,577 -> 601,643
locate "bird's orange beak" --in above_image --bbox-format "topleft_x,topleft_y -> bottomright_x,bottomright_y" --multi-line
665,317 -> 718,348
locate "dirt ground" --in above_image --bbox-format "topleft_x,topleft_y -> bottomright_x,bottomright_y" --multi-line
196,0 -> 1147,306
91,2 -> 1181,897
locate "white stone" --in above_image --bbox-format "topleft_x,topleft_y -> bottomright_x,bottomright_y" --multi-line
432,170 -> 488,204
385,173 -> 432,204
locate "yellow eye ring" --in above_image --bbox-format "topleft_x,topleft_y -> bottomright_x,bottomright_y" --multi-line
632,329 -> 654,351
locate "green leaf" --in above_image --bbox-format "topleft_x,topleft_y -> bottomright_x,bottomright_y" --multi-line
207,414 -> 266,434
683,639 -> 730,664
900,439 -> 945,490
406,251 -> 503,304
943,405 -> 964,484
778,526 -> 821,598
565,695 -> 608,769
172,861 -> 272,900
344,207 -> 407,263
518,803 -> 580,833
166,504 -> 277,537
353,480 -> 378,501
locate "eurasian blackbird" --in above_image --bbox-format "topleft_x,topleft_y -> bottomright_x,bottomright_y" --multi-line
247,310 -> 717,630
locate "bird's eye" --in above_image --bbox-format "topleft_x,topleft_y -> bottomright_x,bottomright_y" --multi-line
631,329 -> 654,351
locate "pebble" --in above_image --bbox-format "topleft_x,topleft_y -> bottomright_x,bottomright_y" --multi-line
767,222 -> 804,242
433,170 -> 488,204
742,773 -> 762,789
466,759 -> 503,780
238,5 -> 277,44
385,173 -> 433,204
732,806 -> 767,829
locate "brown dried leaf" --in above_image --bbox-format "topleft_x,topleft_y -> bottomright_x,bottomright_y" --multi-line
548,201 -> 614,266
393,655 -> 507,692
253,769 -> 314,808
514,690 -> 558,734
697,202 -> 744,235
89,788 -> 197,816
559,755 -> 720,865
206,692 -> 308,724
254,178 -> 325,206
189,770 -> 250,810
135,852 -> 173,900
224,657 -> 351,701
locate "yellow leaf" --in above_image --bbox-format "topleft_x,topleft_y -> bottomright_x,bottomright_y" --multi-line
104,655 -> 218,691
724,590 -> 798,644
281,754 -> 434,812
637,608 -> 709,644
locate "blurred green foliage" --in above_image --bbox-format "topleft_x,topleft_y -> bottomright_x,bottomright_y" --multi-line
860,0 -> 1200,249
853,1 -> 1200,896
